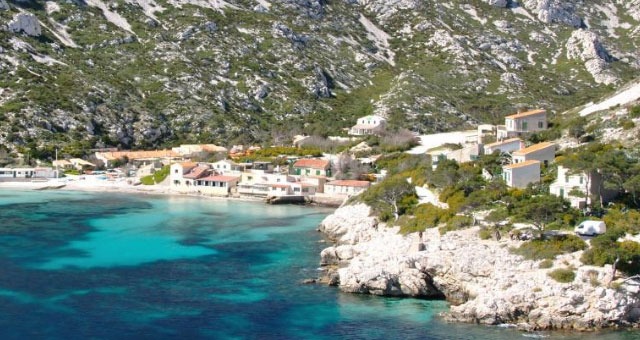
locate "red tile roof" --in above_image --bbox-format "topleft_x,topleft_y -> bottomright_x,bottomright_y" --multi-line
199,175 -> 240,182
513,142 -> 556,156
505,109 -> 546,119
184,166 -> 211,179
326,180 -> 371,187
293,159 -> 330,169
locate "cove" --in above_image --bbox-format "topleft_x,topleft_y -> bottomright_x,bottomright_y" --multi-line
0,189 -> 636,339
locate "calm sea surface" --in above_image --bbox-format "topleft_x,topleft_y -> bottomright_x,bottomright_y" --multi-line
0,189 -> 638,339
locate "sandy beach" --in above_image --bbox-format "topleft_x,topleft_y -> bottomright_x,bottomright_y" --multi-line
0,176 -> 265,203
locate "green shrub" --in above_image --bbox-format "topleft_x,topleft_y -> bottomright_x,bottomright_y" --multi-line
478,228 -> 493,240
399,203 -> 452,234
514,234 -> 586,260
581,230 -> 640,275
140,165 -> 170,185
548,268 -> 576,283
539,259 -> 553,269
621,120 -> 635,130
629,105 -> 640,119
439,214 -> 473,235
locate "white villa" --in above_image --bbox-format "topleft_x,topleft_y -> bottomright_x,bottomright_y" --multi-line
497,109 -> 547,139
0,167 -> 56,179
512,142 -> 556,166
324,180 -> 370,196
549,165 -> 618,209
502,160 -> 541,188
484,138 -> 523,155
349,115 -> 387,136
194,175 -> 240,196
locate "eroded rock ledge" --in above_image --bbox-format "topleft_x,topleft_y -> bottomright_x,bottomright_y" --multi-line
318,204 -> 640,331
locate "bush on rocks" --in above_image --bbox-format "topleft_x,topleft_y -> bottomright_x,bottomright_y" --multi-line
548,268 -> 576,283
514,234 -> 586,260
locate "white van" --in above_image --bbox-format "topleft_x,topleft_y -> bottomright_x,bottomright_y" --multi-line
574,221 -> 606,236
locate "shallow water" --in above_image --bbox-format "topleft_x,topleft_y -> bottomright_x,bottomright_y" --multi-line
0,189 -> 637,339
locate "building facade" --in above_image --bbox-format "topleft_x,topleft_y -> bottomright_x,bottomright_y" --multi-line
512,142 -> 556,166
502,160 -> 541,188
497,109 -> 547,139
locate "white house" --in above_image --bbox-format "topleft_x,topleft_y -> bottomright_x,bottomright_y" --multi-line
194,175 -> 240,196
549,165 -> 618,209
502,160 -> 540,188
324,180 -> 370,196
211,159 -> 242,175
497,109 -> 547,139
0,167 -> 56,179
349,115 -> 387,136
170,162 -> 197,188
484,138 -> 523,155
512,142 -> 556,166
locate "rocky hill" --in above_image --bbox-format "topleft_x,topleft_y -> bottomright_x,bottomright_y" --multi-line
0,0 -> 639,153
319,204 -> 640,331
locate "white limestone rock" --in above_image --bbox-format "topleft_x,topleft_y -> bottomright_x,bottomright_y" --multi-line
522,0 -> 582,27
566,29 -> 618,84
319,203 -> 640,330
7,13 -> 42,37
482,0 -> 508,7
0,0 -> 9,10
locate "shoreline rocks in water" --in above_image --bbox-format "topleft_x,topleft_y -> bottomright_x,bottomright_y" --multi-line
318,203 -> 640,331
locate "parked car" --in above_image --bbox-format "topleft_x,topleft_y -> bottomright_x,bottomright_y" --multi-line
574,221 -> 607,236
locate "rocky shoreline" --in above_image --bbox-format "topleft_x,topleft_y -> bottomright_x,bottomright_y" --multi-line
317,204 -> 640,331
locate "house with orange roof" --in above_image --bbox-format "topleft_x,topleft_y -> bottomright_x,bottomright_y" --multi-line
170,162 -> 198,189
324,180 -> 371,196
497,109 -> 547,139
292,158 -> 331,177
502,160 -> 541,188
483,138 -> 524,155
512,142 -> 556,166
194,175 -> 241,196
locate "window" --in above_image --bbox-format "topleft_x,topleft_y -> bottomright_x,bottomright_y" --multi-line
316,170 -> 320,175
522,121 -> 528,131
538,121 -> 544,129
302,188 -> 309,193
565,174 -> 569,183
579,176 -> 583,184
247,176 -> 253,181
174,169 -> 179,174
294,187 -> 300,192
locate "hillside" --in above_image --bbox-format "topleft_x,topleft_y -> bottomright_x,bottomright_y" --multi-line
0,0 -> 639,157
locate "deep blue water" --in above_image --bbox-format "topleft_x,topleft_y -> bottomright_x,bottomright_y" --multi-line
0,190 -> 638,339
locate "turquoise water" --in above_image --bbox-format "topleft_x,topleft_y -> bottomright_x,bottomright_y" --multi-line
0,190 -> 638,339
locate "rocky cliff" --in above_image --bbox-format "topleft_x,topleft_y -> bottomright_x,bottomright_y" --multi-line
0,1 -> 639,152
318,204 -> 640,331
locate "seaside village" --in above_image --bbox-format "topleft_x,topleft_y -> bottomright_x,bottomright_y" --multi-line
0,109 -> 600,208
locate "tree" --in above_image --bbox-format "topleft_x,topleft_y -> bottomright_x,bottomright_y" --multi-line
361,175 -> 415,221
624,174 -> 640,207
513,194 -> 568,236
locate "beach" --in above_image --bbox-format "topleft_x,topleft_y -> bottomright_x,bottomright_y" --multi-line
0,176 -> 264,203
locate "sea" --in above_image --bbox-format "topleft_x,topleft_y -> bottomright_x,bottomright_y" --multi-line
0,189 -> 638,339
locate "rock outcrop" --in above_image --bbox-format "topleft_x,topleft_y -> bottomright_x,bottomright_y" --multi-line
566,29 -> 618,85
0,0 -> 9,11
522,0 -> 582,27
7,13 -> 42,37
319,204 -> 640,331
